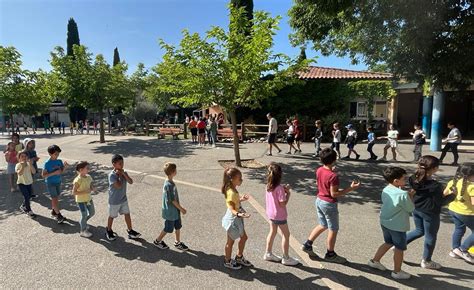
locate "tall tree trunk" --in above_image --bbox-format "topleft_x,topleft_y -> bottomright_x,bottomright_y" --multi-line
229,109 -> 242,167
99,110 -> 105,143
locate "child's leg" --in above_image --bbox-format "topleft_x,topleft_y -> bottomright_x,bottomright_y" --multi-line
8,174 -> 14,190
372,243 -> 392,262
265,223 -> 278,254
19,184 -> 32,211
156,230 -> 167,242
279,224 -> 291,258
78,203 -> 88,231
51,197 -> 59,214
273,142 -> 281,151
225,235 -> 235,261
422,213 -> 440,261
124,213 -> 133,230
237,230 -> 248,257
87,201 -> 95,222
175,229 -> 181,243
460,216 -> 474,251
391,147 -> 397,159
107,216 -> 114,231
308,224 -> 327,242
383,145 -> 389,158
393,249 -> 404,273
327,230 -> 338,251
450,211 -> 466,249
406,210 -> 424,245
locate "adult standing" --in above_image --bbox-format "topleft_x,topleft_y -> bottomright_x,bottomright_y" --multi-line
266,113 -> 281,156
439,122 -> 462,166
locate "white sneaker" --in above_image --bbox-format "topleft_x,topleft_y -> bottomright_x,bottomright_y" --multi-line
391,270 -> 411,280
452,248 -> 474,263
282,256 -> 300,266
421,259 -> 442,269
80,230 -> 93,238
368,259 -> 387,271
263,252 -> 282,262
449,250 -> 461,259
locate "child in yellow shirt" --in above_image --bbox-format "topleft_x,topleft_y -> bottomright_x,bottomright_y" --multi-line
72,161 -> 95,238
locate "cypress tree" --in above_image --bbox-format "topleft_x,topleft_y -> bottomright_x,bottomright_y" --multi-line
67,18 -> 80,56
298,47 -> 307,62
113,47 -> 121,66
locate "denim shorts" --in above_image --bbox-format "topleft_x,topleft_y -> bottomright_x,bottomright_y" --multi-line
316,198 -> 339,231
108,201 -> 130,218
381,225 -> 407,250
164,218 -> 182,233
47,183 -> 62,198
271,219 -> 287,225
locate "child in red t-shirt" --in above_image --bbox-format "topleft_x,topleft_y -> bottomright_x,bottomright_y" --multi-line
301,148 -> 360,263
197,118 -> 206,146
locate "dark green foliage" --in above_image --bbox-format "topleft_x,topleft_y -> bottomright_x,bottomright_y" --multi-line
66,18 -> 80,56
231,0 -> 253,21
113,47 -> 121,66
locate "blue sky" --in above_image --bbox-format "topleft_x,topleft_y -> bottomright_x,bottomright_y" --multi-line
0,0 -> 367,73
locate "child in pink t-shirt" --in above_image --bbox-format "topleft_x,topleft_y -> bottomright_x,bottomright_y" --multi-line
264,164 -> 299,266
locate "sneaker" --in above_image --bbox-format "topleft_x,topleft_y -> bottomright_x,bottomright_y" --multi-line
391,270 -> 411,280
153,240 -> 169,249
282,256 -> 300,266
80,230 -> 93,238
301,243 -> 319,257
356,154 -> 361,160
30,194 -> 38,200
278,149 -> 282,153
368,259 -> 387,271
105,229 -> 117,241
379,157 -> 387,161
421,259 -> 442,269
127,229 -> 141,239
452,248 -> 474,263
224,259 -> 242,270
56,213 -> 65,224
312,154 -> 317,158
19,205 -> 27,213
51,210 -> 58,217
263,252 -> 282,262
174,241 -> 189,251
450,162 -> 459,166
324,253 -> 347,264
235,255 -> 253,267
286,151 -> 291,154
26,211 -> 37,218
266,153 -> 273,156
449,250 -> 461,259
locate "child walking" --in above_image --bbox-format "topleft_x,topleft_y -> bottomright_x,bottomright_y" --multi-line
72,161 -> 95,238
406,155 -> 455,269
366,126 -> 378,160
312,120 -> 323,158
106,154 -> 141,240
344,124 -> 360,160
445,163 -> 474,264
221,167 -> 252,270
301,148 -> 360,263
381,124 -> 399,161
42,145 -> 68,223
264,164 -> 299,266
5,142 -> 18,192
22,138 -> 39,198
153,162 -> 189,251
16,151 -> 37,218
331,123 -> 342,159
410,124 -> 426,162
284,119 -> 298,154
368,167 -> 415,279
293,119 -> 302,153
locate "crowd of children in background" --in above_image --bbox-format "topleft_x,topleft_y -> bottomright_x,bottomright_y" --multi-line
187,115 -> 218,147
2,121 -> 472,280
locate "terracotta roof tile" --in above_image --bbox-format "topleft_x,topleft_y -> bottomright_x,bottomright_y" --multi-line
298,66 -> 392,80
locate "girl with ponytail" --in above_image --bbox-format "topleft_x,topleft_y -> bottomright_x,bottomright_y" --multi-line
221,167 -> 252,270
445,163 -> 474,264
406,155 -> 455,269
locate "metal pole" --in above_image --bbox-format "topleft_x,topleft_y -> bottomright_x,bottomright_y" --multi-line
430,89 -> 444,151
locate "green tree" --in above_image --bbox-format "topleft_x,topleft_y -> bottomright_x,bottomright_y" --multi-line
50,45 -> 134,143
113,47 -> 121,66
66,17 -> 88,122
150,6 -> 304,166
0,46 -> 52,121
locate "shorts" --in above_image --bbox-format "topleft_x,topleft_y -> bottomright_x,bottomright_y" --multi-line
347,142 -> 355,149
190,128 -> 197,136
381,225 -> 407,250
164,218 -> 182,233
47,183 -> 62,198
268,133 -> 276,144
6,163 -> 16,174
271,219 -> 287,225
386,139 -> 398,148
198,128 -> 205,134
108,201 -> 130,218
331,142 -> 340,151
287,135 -> 295,144
316,198 -> 339,231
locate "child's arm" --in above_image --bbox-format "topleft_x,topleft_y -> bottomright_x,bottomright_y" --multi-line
60,160 -> 69,172
171,200 -> 186,215
123,171 -> 133,184
41,168 -> 60,178
111,172 -> 123,189
330,180 -> 360,198
239,194 -> 250,202
16,163 -> 25,175
28,160 -> 36,175
72,182 -> 87,196
279,186 -> 291,206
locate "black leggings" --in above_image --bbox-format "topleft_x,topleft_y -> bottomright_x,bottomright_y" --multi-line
439,143 -> 459,163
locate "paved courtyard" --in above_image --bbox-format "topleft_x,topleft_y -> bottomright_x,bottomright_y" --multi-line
1,133 -> 473,289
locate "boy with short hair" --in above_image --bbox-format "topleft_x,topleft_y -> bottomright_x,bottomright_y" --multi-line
312,120 -> 323,158
331,123 -> 342,159
368,166 -> 415,280
154,162 -> 188,251
366,127 -> 377,160
106,154 -> 141,241
410,123 -> 426,162
301,148 -> 360,263
42,145 -> 68,223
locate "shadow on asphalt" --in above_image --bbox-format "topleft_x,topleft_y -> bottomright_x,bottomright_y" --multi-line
0,162 -> 110,222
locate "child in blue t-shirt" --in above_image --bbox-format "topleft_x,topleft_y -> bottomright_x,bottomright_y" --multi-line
153,162 -> 188,251
366,127 -> 377,160
42,145 -> 68,223
368,167 -> 415,280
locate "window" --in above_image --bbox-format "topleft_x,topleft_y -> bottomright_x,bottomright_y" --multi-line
374,101 -> 387,118
357,102 -> 367,117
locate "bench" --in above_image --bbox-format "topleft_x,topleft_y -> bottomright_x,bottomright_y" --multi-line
218,128 -> 243,141
158,127 -> 183,140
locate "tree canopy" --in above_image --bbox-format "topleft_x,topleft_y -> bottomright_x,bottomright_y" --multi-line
149,6 -> 305,165
289,0 -> 474,89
